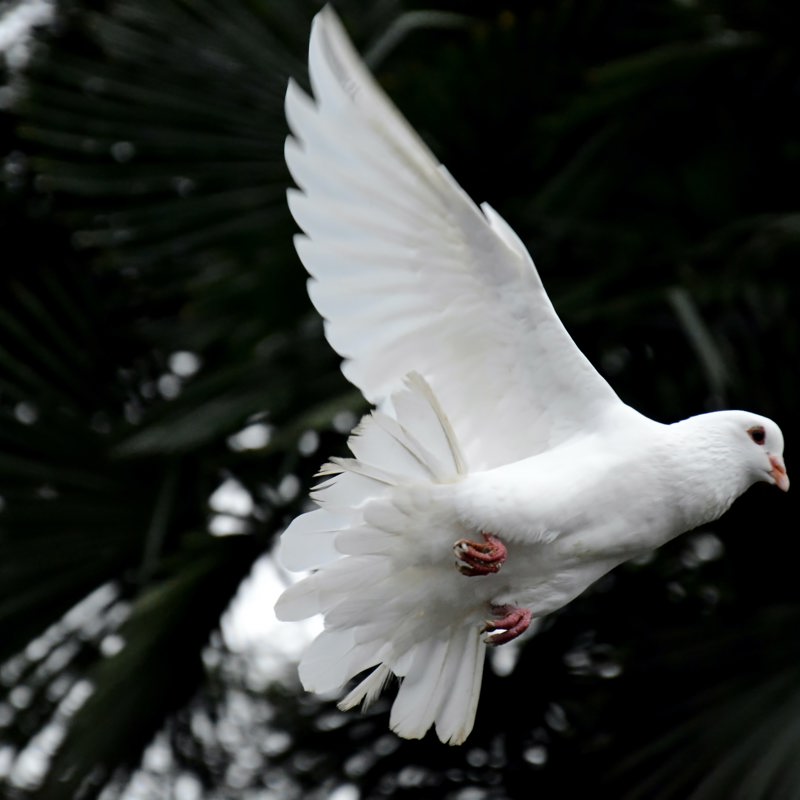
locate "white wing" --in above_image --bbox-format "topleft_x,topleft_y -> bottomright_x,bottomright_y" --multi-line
286,7 -> 623,470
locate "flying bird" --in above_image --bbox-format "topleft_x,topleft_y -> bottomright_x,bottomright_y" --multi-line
274,7 -> 789,745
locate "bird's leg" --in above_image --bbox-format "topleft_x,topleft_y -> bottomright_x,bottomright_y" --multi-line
482,604 -> 532,646
453,532 -> 507,576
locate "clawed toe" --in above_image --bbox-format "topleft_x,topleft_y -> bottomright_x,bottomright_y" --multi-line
482,604 -> 532,646
453,532 -> 507,576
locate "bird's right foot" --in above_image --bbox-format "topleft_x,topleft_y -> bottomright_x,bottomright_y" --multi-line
453,532 -> 507,576
482,604 -> 532,645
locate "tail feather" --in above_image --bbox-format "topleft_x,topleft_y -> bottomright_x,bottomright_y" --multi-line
389,638 -> 451,739
334,524 -> 397,556
297,629 -> 359,692
338,663 -> 392,711
275,373 -> 486,744
298,628 -> 385,693
389,627 -> 485,745
311,469 -> 392,509
275,554 -> 393,622
278,508 -> 352,571
435,625 -> 486,745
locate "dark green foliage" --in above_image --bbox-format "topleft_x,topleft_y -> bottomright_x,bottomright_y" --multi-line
1,1 -> 798,798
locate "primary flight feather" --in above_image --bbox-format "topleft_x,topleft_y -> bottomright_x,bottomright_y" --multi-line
275,6 -> 789,745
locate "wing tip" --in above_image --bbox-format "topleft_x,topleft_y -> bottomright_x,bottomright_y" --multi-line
308,4 -> 350,88
311,5 -> 348,52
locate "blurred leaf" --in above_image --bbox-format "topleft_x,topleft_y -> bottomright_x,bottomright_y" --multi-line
591,607 -> 800,800
32,532 -> 260,800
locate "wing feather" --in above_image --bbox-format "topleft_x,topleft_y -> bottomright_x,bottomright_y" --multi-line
287,7 -> 622,469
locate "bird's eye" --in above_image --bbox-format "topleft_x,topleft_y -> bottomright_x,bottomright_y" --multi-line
748,426 -> 766,445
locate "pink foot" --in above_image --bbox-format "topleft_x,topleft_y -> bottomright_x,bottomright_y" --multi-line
453,532 -> 507,576
482,604 -> 532,646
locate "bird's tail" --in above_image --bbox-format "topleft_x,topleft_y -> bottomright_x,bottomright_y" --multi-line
274,372 -> 486,745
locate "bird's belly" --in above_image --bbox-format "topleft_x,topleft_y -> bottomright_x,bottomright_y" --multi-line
407,475 -> 680,624
488,539 -> 622,616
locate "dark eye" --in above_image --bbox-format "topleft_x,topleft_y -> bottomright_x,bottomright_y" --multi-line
748,426 -> 766,445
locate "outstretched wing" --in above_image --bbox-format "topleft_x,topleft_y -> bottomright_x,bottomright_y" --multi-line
286,7 -> 622,470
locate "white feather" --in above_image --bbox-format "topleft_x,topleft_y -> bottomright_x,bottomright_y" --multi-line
389,638 -> 451,740
276,372 -> 487,742
435,626 -> 486,745
299,629 -> 381,693
278,508 -> 350,571
334,525 -> 397,557
285,6 -> 622,472
338,663 -> 392,711
312,471 -> 391,509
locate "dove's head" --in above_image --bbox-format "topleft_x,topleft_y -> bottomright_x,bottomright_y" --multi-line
738,412 -> 789,492
686,410 -> 789,493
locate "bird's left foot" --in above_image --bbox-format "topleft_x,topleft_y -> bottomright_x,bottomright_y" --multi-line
482,604 -> 532,645
453,532 -> 507,576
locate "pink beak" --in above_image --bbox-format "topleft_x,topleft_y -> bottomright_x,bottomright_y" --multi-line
770,454 -> 790,492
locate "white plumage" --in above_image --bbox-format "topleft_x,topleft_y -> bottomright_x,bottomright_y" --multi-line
275,7 -> 789,744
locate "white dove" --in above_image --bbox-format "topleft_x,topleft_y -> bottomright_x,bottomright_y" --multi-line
274,7 -> 789,745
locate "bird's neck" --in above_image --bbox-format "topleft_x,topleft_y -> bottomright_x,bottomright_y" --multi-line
666,417 -> 752,529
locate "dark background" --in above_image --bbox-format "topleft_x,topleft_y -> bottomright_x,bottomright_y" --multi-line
1,1 -> 799,798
